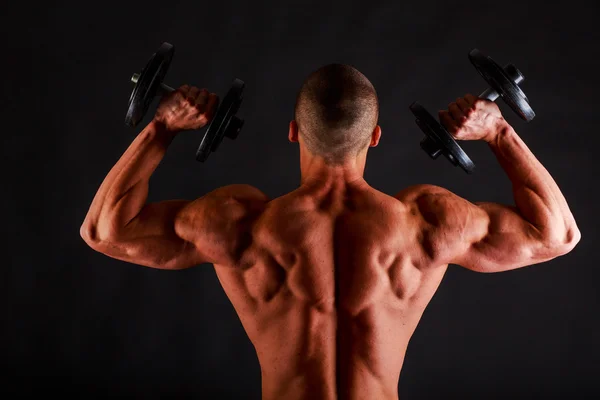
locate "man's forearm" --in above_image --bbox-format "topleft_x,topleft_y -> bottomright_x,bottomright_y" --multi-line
487,121 -> 579,243
82,120 -> 176,238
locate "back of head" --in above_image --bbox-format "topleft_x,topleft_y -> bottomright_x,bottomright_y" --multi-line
294,64 -> 379,164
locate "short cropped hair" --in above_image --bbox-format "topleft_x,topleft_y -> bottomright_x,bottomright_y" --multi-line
294,64 -> 379,164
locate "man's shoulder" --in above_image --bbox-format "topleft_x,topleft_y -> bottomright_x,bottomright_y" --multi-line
176,185 -> 270,265
182,184 -> 270,230
393,184 -> 454,202
207,184 -> 270,202
391,184 -> 477,229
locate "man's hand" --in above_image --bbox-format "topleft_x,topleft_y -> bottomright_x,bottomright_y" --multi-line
438,94 -> 506,143
153,85 -> 219,133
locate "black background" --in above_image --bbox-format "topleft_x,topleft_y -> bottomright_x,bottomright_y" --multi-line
3,1 -> 599,398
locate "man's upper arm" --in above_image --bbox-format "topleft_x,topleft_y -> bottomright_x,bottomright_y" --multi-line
87,184 -> 268,270
396,184 -> 554,273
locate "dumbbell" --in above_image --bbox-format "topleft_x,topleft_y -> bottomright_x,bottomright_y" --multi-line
409,49 -> 535,174
125,42 -> 245,162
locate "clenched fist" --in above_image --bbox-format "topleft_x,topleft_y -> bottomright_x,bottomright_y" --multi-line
153,85 -> 219,133
439,94 -> 506,143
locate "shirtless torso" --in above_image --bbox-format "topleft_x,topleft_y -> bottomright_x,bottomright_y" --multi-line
213,182 -> 449,400
81,90 -> 580,399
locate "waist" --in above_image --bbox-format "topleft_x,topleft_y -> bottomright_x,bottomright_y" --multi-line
260,364 -> 399,400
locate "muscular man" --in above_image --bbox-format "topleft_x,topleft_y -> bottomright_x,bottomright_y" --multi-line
80,64 -> 580,400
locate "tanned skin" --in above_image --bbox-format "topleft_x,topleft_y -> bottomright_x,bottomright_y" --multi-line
81,87 -> 580,399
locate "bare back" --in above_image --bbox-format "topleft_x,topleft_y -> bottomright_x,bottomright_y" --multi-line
213,184 -> 450,400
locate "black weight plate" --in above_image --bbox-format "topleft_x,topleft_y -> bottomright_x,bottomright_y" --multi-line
410,102 -> 475,174
195,78 -> 245,162
125,42 -> 174,128
469,49 -> 535,122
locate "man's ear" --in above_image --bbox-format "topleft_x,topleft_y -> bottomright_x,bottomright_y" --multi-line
289,120 -> 299,143
370,125 -> 382,147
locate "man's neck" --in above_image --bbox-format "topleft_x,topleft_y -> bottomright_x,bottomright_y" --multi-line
297,165 -> 369,216
299,153 -> 368,192
300,170 -> 365,188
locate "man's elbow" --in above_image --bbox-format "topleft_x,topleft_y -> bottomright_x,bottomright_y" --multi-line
80,220 -> 120,250
542,225 -> 581,257
562,225 -> 582,253
80,222 -> 103,249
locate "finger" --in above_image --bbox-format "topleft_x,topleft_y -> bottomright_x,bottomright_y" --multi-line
205,93 -> 219,121
439,110 -> 458,134
448,102 -> 464,121
456,97 -> 471,113
177,85 -> 191,97
187,87 -> 200,102
195,88 -> 209,107
464,93 -> 478,105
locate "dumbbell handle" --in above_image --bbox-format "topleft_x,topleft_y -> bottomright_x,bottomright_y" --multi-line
131,73 -> 175,94
419,63 -> 526,158
478,64 -> 524,101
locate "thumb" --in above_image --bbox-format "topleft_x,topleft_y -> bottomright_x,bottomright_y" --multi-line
206,94 -> 219,121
